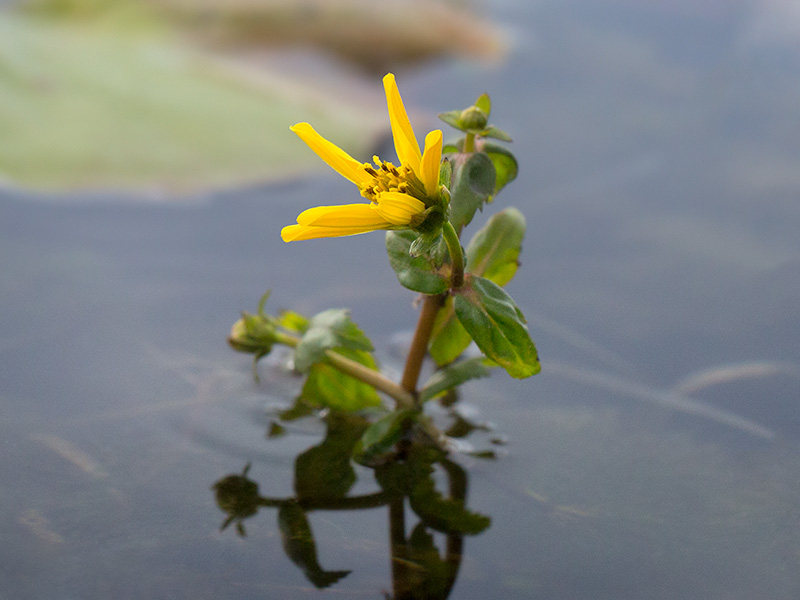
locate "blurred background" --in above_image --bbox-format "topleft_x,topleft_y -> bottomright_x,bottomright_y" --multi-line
2,1 -> 800,598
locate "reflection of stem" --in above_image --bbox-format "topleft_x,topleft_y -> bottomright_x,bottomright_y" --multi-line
275,332 -> 415,410
401,293 -> 446,397
441,459 -> 466,597
255,491 -> 392,511
389,495 -> 410,600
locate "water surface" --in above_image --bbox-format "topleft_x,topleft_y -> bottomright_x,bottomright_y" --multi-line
3,1 -> 800,598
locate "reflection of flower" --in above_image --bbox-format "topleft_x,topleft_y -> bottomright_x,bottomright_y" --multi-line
281,73 -> 443,242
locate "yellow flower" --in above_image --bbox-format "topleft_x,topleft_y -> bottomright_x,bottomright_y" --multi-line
281,73 -> 444,242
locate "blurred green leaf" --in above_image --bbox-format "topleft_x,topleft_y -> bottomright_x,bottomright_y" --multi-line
453,276 -> 540,379
428,297 -> 473,367
0,11 -> 384,193
278,310 -> 310,334
481,126 -> 512,143
474,93 -> 491,116
419,357 -> 493,403
447,152 -> 496,231
293,309 -> 373,372
386,230 -> 450,294
300,348 -> 382,411
482,142 -> 518,194
353,409 -> 413,466
465,207 -> 525,286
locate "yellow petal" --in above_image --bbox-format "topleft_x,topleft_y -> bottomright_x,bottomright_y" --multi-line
290,123 -> 372,186
375,192 -> 426,225
420,129 -> 443,197
281,223 -> 384,242
383,73 -> 421,173
296,203 -> 392,227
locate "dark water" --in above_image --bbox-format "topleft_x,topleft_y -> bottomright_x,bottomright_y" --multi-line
3,1 -> 800,598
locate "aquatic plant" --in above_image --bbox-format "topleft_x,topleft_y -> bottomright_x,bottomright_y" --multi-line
229,72 -> 538,463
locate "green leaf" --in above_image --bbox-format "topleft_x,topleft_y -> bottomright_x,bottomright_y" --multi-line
437,109 -> 462,129
293,309 -> 373,372
409,231 -> 444,260
386,230 -> 449,294
453,276 -> 540,379
442,143 -> 460,155
482,142 -> 518,194
419,357 -> 493,403
481,126 -> 512,142
300,348 -> 382,411
429,299 -> 473,366
465,207 -> 525,286
352,410 -> 413,466
429,208 -> 525,366
447,152 -> 496,231
278,310 -> 309,333
474,93 -> 491,116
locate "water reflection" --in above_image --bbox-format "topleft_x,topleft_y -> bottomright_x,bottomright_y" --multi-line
212,410 -> 490,598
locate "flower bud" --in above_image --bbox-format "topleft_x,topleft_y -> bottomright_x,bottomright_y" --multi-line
228,312 -> 277,355
459,106 -> 488,131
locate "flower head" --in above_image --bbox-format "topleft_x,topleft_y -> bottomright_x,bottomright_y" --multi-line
281,73 -> 444,242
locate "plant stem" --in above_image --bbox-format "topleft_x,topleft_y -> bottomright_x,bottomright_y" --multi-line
399,222 -> 465,397
400,293 -> 446,396
464,132 -> 476,153
324,349 -> 415,410
275,332 -> 415,410
442,221 -> 465,289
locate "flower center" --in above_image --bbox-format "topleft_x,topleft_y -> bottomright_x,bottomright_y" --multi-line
360,157 -> 428,204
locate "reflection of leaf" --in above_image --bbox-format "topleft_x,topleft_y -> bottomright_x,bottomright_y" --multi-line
294,413 -> 367,501
212,464 -> 261,536
278,501 -> 350,589
0,11 -> 384,193
408,452 -> 491,535
376,447 -> 491,535
403,523 -> 452,598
